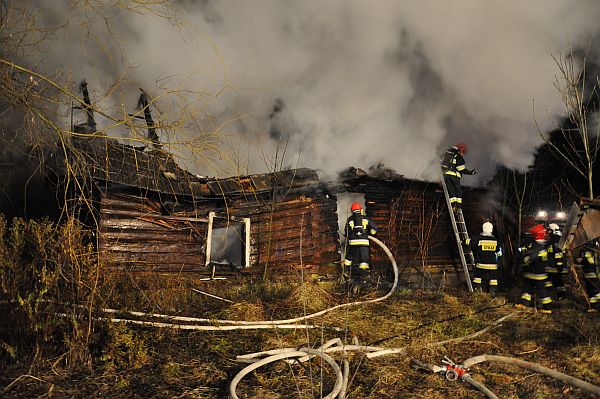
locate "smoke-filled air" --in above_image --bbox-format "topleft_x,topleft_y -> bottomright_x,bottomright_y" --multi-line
16,0 -> 600,181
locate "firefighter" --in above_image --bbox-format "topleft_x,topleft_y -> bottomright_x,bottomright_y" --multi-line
465,222 -> 502,295
574,240 -> 600,312
441,143 -> 476,212
343,202 -> 378,291
516,224 -> 553,313
546,223 -> 566,300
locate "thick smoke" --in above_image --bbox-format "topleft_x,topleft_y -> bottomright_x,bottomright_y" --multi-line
14,0 -> 600,182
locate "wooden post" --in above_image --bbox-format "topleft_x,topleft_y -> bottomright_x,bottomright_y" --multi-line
205,211 -> 215,269
244,217 -> 251,268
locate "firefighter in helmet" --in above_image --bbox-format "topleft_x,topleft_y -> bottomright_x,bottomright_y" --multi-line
465,222 -> 502,295
574,240 -> 600,312
546,223 -> 567,300
516,224 -> 553,313
343,202 -> 378,290
441,143 -> 476,212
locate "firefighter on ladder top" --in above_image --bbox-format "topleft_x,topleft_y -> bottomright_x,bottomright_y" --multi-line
441,143 -> 476,212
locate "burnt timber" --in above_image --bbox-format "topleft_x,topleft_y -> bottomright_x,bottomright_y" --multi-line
341,167 -> 494,288
56,132 -> 495,287
59,132 -> 340,275
53,83 -> 494,285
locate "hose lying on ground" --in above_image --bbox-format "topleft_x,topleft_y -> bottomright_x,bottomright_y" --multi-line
84,235 -> 399,329
461,354 -> 600,397
7,237 -> 397,334
462,374 -> 499,399
232,314 -> 514,399
229,347 -> 344,399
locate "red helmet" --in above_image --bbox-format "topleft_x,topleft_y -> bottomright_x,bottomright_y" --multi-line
529,224 -> 547,241
456,143 -> 468,154
351,202 -> 362,213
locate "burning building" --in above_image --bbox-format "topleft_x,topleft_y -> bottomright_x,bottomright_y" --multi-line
36,83 -> 500,288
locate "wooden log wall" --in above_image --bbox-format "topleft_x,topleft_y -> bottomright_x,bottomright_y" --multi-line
193,194 -> 340,271
355,179 -> 490,286
98,192 -> 207,272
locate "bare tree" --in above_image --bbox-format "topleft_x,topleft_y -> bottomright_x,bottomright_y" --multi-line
537,45 -> 600,199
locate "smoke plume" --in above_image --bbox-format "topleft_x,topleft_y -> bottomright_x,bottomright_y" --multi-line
11,0 -> 600,182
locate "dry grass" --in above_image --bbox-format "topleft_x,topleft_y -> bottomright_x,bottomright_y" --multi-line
222,301 -> 266,321
2,269 -> 600,398
285,281 -> 335,313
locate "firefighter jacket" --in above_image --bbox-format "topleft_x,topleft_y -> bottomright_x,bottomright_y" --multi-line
465,233 -> 502,270
546,231 -> 565,273
522,240 -> 549,280
345,212 -> 378,246
441,147 -> 475,178
576,247 -> 598,279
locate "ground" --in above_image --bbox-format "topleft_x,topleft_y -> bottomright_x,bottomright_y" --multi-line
1,281 -> 599,398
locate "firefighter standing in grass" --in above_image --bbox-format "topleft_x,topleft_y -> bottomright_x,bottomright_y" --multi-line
516,224 -> 553,313
343,202 -> 378,290
575,240 -> 600,312
465,222 -> 502,295
546,223 -> 567,300
441,143 -> 476,212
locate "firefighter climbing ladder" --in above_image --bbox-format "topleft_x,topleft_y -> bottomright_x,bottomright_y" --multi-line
440,173 -> 474,292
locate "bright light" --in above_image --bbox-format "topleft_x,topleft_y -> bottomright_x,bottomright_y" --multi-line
537,210 -> 548,218
556,212 -> 566,219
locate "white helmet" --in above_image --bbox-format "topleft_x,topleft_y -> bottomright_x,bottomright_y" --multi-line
548,223 -> 560,231
482,222 -> 493,234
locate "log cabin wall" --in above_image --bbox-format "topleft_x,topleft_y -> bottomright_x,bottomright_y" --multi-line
192,191 -> 340,272
98,191 -> 208,272
346,176 -> 491,288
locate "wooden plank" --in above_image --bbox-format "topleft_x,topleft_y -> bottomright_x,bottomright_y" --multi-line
103,252 -> 204,264
99,231 -> 205,243
100,241 -> 203,253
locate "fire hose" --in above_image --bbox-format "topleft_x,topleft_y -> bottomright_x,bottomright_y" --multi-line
412,354 -> 600,398
7,237 -> 397,334
411,357 -> 498,399
86,235 -> 398,330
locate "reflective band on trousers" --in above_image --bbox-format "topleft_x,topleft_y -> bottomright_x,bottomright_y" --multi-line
524,272 -> 548,280
541,297 -> 552,304
358,264 -> 370,270
476,263 -> 497,270
489,280 -> 498,286
521,293 -> 532,301
444,171 -> 461,178
584,273 -> 598,279
349,239 -> 370,246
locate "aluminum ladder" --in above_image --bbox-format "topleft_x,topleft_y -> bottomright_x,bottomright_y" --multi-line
440,172 -> 474,292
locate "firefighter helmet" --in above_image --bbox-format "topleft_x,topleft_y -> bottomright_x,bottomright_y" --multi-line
548,223 -> 560,231
456,143 -> 468,154
529,224 -> 547,241
351,202 -> 363,213
482,222 -> 493,234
